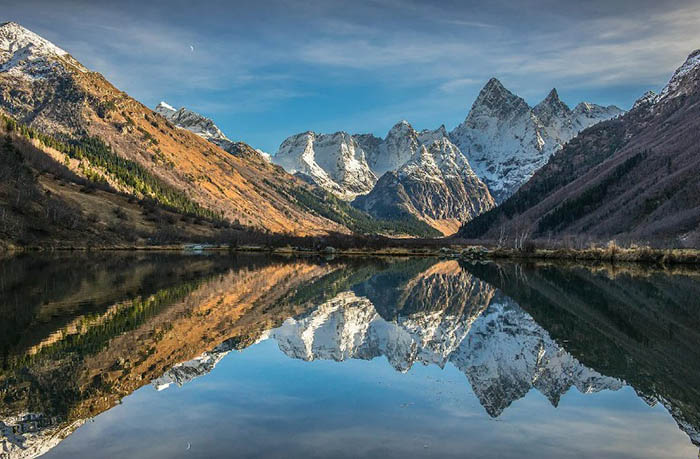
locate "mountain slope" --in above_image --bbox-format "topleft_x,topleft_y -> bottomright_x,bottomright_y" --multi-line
450,79 -> 623,203
353,134 -> 495,235
0,118 -> 244,248
459,50 -> 700,247
0,21 -> 359,237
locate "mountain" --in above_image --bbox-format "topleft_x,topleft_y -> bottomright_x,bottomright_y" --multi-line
273,84 -> 616,233
0,21 -> 443,241
0,22 -> 364,237
275,121 -> 494,235
154,101 -> 228,142
459,50 -> 700,247
274,131 -> 377,200
353,133 -> 495,235
450,79 -> 623,203
154,101 -> 270,163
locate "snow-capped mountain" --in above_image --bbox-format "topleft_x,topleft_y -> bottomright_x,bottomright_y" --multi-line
0,21 -> 87,79
275,121 -> 493,234
155,101 -> 228,142
354,132 -> 495,235
273,121 -> 477,201
154,101 -> 271,163
274,131 -> 378,200
657,49 -> 700,101
274,82 -> 619,222
450,79 -> 623,203
459,49 -> 700,244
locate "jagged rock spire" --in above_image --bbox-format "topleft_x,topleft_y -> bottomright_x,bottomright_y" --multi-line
467,78 -> 530,121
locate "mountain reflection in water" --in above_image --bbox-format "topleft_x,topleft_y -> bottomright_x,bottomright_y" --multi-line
1,253 -> 698,458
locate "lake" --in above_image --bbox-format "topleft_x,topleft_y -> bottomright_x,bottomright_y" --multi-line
1,253 -> 698,458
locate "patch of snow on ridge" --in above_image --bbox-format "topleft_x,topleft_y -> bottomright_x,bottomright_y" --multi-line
151,346 -> 231,391
657,49 -> 700,101
154,101 -> 229,142
0,22 -> 68,57
0,21 -> 88,77
155,101 -> 176,114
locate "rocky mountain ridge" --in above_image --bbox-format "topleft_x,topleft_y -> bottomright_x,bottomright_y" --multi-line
273,81 -> 620,232
354,134 -> 495,235
450,79 -> 623,202
275,121 -> 494,234
274,82 -> 621,207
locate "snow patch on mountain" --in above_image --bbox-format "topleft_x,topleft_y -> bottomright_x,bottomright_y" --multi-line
155,101 -> 228,142
0,21 -> 87,78
657,49 -> 700,101
632,90 -> 658,110
154,101 -> 271,163
274,131 -> 378,200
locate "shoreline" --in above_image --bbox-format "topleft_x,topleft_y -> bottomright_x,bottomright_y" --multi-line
2,243 -> 700,265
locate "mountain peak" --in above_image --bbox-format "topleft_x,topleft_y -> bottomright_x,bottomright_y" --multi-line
155,101 -> 177,115
543,88 -> 564,106
387,119 -> 416,138
0,21 -> 88,76
0,21 -> 67,57
484,77 -> 505,91
658,49 -> 700,101
392,119 -> 413,130
468,77 -> 530,120
533,88 -> 571,122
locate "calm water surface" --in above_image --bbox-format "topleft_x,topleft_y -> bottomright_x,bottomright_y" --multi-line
1,253 -> 699,458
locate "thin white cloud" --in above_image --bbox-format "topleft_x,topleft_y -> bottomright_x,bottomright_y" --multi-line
439,78 -> 482,93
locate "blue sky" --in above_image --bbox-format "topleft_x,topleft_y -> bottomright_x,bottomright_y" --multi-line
5,0 -> 700,153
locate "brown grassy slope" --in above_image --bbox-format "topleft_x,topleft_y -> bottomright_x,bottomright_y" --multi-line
0,128 -> 249,247
459,55 -> 700,247
0,60 -> 347,236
